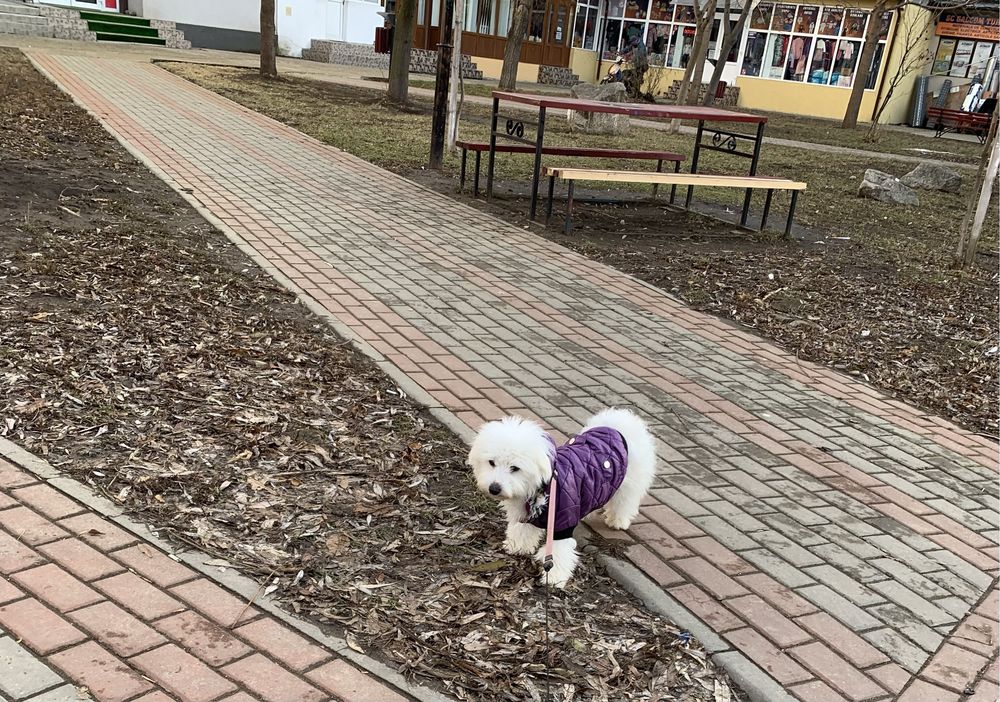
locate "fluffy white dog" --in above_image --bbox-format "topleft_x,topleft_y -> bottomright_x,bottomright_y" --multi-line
468,408 -> 656,588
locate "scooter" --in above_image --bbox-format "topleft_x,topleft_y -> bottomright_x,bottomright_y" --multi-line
601,56 -> 624,84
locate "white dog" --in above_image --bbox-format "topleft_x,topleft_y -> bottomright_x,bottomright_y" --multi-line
468,408 -> 656,588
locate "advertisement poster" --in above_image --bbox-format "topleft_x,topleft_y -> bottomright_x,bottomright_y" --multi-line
750,3 -> 773,30
970,41 -> 994,77
951,39 -> 975,76
771,4 -> 796,32
819,8 -> 842,36
843,9 -> 866,38
932,38 -> 956,74
795,5 -> 818,33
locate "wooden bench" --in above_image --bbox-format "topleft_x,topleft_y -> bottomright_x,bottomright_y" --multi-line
456,140 -> 685,198
926,107 -> 992,143
542,167 -> 807,236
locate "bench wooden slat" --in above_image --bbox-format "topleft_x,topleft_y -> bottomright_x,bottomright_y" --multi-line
543,167 -> 807,190
456,140 -> 684,161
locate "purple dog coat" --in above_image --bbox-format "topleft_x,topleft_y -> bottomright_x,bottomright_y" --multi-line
525,427 -> 628,535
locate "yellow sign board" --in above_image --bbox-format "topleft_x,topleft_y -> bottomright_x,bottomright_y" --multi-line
935,14 -> 1000,42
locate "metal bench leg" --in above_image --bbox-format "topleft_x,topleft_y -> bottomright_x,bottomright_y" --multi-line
785,190 -> 799,238
546,174 -> 555,221
459,148 -> 467,192
670,160 -> 679,204
740,188 -> 753,227
652,159 -> 662,199
760,189 -> 774,232
564,181 -> 575,235
474,151 -> 482,197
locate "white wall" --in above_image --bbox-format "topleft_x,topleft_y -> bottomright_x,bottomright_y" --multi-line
342,0 -> 382,44
134,0 -> 259,33
275,0 -> 327,56
133,0 -> 383,56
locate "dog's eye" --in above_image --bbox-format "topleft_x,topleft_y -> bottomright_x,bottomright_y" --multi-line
510,465 -> 520,473
488,460 -> 495,467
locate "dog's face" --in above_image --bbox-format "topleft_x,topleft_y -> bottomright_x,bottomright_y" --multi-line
467,416 -> 553,502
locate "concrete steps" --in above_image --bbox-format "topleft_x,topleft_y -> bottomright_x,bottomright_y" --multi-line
303,39 -> 484,80
0,2 -> 190,48
0,1 -> 52,38
538,65 -> 580,86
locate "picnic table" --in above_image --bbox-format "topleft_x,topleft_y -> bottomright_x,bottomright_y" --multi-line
486,91 -> 772,227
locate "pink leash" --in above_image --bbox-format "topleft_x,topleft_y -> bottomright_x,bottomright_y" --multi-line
542,476 -> 557,573
542,474 -> 557,702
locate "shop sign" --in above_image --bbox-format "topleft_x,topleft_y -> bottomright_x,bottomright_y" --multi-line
935,14 -> 999,42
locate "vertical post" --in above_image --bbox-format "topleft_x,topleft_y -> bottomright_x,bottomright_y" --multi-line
429,0 -> 455,169
547,174 -> 556,220
785,189 -> 799,238
529,106 -> 547,220
670,158 -> 679,204
487,96 -> 500,199
740,120 -> 765,226
564,180 -> 575,234
459,148 -> 467,190
652,159 -> 663,199
760,189 -> 774,231
685,120 -> 705,209
446,0 -> 464,149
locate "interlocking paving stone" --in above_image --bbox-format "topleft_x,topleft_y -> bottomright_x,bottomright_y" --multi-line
0,637 -> 64,700
29,50 -> 1000,702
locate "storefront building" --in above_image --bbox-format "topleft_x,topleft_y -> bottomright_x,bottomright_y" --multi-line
423,0 -> 994,124
926,10 -> 999,108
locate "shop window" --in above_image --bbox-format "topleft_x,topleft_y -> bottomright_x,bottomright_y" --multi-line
742,30 -> 767,76
528,0 -> 545,41
573,0 -> 599,48
740,2 -> 890,89
497,0 -> 512,36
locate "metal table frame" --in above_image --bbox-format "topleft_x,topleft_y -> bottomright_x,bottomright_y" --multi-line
486,92 -> 769,226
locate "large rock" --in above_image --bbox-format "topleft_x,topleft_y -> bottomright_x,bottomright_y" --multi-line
900,161 -> 963,194
858,169 -> 920,206
568,82 -> 630,135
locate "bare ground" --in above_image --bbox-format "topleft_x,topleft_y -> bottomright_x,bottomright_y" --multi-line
0,48 -> 743,702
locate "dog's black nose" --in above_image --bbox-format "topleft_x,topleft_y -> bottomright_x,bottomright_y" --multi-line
488,482 -> 502,496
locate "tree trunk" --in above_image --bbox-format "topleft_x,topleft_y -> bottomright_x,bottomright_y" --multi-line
446,0 -> 464,149
705,0 -> 753,106
955,117 -> 999,268
389,0 -> 417,105
499,0 -> 532,90
260,0 -> 277,78
841,0 -> 887,129
668,0 -> 713,131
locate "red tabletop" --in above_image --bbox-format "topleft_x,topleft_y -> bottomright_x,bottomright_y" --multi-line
491,91 -> 768,124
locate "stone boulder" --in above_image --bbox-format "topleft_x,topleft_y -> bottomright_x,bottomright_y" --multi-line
858,169 -> 920,206
900,161 -> 963,194
568,82 -> 630,135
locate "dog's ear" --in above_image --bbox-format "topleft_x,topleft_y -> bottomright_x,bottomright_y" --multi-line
531,442 -> 554,482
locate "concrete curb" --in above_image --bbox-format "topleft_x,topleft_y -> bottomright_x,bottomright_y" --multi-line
23,50 -> 776,702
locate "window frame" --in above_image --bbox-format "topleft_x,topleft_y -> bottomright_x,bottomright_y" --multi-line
739,1 -> 893,90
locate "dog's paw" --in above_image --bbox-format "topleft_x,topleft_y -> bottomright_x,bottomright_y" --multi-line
504,536 -> 537,555
540,567 -> 572,589
603,511 -> 635,531
504,522 -> 542,555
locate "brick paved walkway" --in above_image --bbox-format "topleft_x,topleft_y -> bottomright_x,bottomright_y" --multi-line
0,456 -> 413,702
22,50 -> 1000,702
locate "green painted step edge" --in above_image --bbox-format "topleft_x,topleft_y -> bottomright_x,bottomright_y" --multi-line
78,10 -> 150,26
94,31 -> 165,45
86,20 -> 159,37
